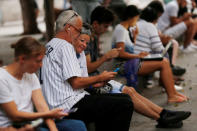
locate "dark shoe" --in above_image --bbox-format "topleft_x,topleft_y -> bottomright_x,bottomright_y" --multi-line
158,110 -> 191,124
156,121 -> 183,128
172,65 -> 186,76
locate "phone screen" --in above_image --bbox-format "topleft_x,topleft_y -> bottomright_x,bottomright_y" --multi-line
113,68 -> 120,72
63,108 -> 78,113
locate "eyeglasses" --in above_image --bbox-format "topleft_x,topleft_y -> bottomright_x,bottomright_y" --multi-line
63,11 -> 79,26
63,11 -> 81,34
69,24 -> 81,34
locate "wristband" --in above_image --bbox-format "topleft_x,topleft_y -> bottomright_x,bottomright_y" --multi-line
119,85 -> 125,92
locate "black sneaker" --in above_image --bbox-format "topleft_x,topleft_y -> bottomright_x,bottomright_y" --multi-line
171,65 -> 186,76
156,121 -> 183,128
158,110 -> 191,124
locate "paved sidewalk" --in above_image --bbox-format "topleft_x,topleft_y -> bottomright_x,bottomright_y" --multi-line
100,30 -> 197,131
0,24 -> 197,131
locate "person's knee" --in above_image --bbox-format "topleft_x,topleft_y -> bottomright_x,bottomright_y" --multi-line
122,86 -> 136,95
130,87 -> 136,92
172,39 -> 179,48
127,87 -> 137,95
161,58 -> 170,67
185,19 -> 195,27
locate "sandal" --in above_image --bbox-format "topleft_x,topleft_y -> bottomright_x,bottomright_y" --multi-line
168,96 -> 186,103
176,93 -> 189,101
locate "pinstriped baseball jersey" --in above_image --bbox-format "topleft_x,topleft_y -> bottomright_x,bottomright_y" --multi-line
41,38 -> 88,110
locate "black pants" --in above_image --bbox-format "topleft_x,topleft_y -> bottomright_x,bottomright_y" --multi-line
67,93 -> 133,131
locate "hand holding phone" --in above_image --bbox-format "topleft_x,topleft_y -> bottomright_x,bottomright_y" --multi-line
63,108 -> 78,114
113,68 -> 120,72
31,118 -> 43,128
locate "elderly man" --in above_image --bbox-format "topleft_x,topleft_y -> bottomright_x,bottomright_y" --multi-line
40,10 -> 133,131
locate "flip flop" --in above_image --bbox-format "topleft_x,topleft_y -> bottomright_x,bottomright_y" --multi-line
168,97 -> 186,104
176,93 -> 189,101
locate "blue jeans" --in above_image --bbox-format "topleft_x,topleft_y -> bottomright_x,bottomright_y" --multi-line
38,119 -> 87,131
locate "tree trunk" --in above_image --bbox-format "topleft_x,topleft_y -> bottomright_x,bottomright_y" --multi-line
44,0 -> 55,41
19,0 -> 41,34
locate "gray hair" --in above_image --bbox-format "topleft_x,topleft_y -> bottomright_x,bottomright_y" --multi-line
81,23 -> 92,36
55,10 -> 80,32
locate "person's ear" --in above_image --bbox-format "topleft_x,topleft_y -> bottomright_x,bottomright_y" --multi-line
64,25 -> 70,31
18,55 -> 26,63
92,21 -> 99,28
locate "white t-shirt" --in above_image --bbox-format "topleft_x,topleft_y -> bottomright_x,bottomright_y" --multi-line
0,68 -> 40,127
112,24 -> 134,53
41,38 -> 88,110
134,19 -> 164,54
157,0 -> 179,32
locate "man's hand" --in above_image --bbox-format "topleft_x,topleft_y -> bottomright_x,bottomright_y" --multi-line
98,71 -> 117,82
104,48 -> 121,61
48,108 -> 68,119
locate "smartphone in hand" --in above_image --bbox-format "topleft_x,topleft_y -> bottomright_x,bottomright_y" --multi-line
113,68 -> 120,72
31,118 -> 43,128
63,108 -> 78,114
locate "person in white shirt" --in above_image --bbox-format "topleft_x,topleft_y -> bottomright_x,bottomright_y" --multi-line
112,5 -> 188,103
41,10 -> 134,131
147,0 -> 186,80
0,37 -> 87,131
135,10 -> 164,54
157,0 -> 197,49
85,6 -> 191,128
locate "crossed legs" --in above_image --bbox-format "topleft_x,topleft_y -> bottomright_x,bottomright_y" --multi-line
183,18 -> 197,48
122,87 -> 162,120
137,58 -> 187,103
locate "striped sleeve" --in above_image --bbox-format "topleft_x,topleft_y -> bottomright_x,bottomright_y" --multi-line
135,34 -> 152,53
149,25 -> 164,52
61,45 -> 81,81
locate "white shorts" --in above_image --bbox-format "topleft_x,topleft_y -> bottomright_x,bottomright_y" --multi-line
107,80 -> 125,93
163,22 -> 187,39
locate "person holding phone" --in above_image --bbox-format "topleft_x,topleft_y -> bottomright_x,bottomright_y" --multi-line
85,6 -> 191,128
111,5 -> 189,103
0,37 -> 87,131
41,10 -> 134,131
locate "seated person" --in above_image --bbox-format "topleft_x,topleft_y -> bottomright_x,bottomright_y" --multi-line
111,5 -> 188,103
0,37 -> 87,131
147,0 -> 186,80
135,2 -> 185,85
85,6 -> 191,128
157,0 -> 197,50
40,10 -> 133,131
